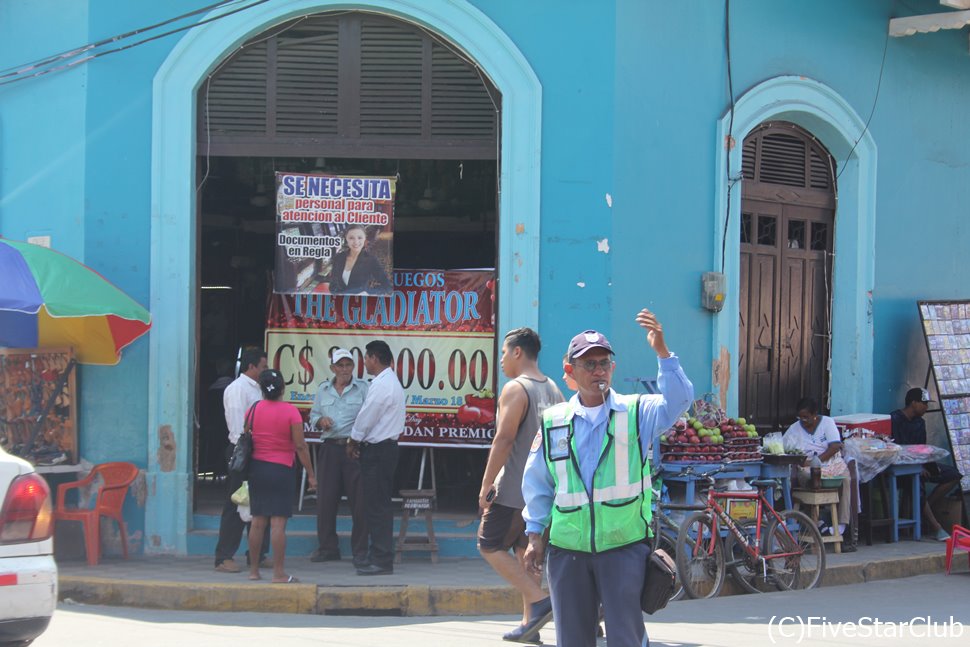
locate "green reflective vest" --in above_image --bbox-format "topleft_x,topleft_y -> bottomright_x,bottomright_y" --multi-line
541,394 -> 652,553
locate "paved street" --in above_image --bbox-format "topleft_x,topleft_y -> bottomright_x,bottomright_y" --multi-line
40,572 -> 970,646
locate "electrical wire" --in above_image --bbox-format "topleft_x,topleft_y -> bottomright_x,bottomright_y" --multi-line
720,0 -> 736,274
0,0 -> 239,79
835,8 -> 891,182
0,0 -> 272,88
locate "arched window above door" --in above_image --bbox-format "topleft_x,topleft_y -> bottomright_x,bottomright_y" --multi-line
198,12 -> 499,159
742,122 -> 835,195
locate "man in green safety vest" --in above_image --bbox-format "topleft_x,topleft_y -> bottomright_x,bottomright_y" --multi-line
521,309 -> 693,647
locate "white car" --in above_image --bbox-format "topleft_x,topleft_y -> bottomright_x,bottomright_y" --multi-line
0,446 -> 56,646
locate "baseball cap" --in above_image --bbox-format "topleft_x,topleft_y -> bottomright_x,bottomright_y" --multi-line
567,330 -> 614,360
905,387 -> 934,405
331,348 -> 355,365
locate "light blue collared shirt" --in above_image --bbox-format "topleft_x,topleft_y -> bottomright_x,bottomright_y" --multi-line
521,355 -> 694,536
309,378 -> 369,439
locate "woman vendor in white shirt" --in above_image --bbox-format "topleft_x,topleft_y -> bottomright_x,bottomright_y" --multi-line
782,396 -> 853,541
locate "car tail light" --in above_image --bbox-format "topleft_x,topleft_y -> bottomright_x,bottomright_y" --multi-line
0,473 -> 53,544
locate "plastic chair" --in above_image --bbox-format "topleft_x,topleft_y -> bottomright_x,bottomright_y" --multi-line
945,524 -> 970,575
53,462 -> 139,565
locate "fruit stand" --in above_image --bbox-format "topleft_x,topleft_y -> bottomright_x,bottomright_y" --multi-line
655,400 -> 799,510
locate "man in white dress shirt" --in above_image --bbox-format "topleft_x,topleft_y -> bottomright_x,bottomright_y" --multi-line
214,348 -> 267,573
348,340 -> 406,575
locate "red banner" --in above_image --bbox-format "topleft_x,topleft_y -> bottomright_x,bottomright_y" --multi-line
266,270 -> 497,448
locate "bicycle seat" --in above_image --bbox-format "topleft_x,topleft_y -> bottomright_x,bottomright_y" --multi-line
748,479 -> 778,489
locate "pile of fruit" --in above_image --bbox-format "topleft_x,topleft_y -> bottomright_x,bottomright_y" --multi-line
659,416 -> 763,464
659,418 -> 725,463
720,417 -> 762,462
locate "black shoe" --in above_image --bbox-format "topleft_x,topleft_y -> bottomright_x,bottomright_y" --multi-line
356,564 -> 394,576
841,542 -> 858,553
502,625 -> 542,644
310,550 -> 342,563
515,597 -> 553,644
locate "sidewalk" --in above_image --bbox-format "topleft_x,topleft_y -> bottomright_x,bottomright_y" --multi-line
57,536 -> 962,617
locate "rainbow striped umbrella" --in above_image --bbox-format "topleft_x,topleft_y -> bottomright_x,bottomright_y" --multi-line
0,239 -> 151,365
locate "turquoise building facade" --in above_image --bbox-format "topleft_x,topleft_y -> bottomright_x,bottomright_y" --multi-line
2,0 -> 968,554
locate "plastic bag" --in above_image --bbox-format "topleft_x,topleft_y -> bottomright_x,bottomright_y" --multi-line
842,436 -> 900,483
764,432 -> 786,455
894,444 -> 950,465
690,395 -> 725,428
230,481 -> 250,506
237,504 -> 252,522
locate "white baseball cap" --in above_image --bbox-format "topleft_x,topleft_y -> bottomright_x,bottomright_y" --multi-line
331,348 -> 355,365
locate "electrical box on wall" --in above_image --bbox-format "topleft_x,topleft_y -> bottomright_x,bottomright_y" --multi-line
702,271 -> 726,312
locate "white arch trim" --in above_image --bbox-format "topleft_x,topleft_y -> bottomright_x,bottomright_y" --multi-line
148,0 -> 541,553
712,75 -> 877,420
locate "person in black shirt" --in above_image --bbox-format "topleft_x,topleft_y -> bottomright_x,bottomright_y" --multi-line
890,388 -> 963,541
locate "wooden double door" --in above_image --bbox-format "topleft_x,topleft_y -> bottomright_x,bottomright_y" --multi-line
738,123 -> 836,429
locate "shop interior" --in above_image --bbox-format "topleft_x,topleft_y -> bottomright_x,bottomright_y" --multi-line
195,155 -> 498,514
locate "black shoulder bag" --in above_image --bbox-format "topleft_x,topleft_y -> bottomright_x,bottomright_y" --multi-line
228,402 -> 257,476
636,394 -> 678,614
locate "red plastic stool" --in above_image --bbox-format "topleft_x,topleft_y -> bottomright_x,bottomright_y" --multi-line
944,524 -> 970,575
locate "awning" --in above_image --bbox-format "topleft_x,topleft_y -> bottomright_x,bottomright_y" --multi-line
890,1 -> 970,39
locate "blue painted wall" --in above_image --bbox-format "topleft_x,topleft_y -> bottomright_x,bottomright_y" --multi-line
2,0 -> 970,551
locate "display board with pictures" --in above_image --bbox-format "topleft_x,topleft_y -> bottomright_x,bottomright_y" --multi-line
0,347 -> 78,467
918,300 -> 970,492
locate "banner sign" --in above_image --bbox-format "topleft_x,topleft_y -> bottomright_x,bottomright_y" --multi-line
266,270 -> 497,448
274,172 -> 396,296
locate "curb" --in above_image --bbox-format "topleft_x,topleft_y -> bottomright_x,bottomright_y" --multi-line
59,553 -> 957,616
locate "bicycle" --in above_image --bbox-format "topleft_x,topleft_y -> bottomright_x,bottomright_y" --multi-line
668,463 -> 825,599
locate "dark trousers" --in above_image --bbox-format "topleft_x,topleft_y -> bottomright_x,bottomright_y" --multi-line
316,441 -> 368,564
359,440 -> 399,569
214,447 -> 266,566
547,542 -> 649,647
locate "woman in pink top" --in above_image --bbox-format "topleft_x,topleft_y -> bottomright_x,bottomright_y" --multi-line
247,369 -> 316,583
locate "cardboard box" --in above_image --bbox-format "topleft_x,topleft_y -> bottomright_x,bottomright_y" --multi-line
833,413 -> 891,437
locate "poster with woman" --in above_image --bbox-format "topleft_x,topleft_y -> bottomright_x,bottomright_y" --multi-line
274,172 -> 395,295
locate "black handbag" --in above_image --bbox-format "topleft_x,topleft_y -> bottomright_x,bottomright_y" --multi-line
640,548 -> 677,614
228,403 -> 257,475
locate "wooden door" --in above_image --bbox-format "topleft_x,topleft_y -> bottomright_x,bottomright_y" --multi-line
739,123 -> 835,429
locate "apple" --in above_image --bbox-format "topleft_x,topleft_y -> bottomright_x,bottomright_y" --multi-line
689,436 -> 700,444
737,417 -> 747,425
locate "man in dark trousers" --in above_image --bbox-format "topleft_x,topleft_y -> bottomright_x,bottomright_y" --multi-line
891,387 -> 964,541
478,328 -> 564,644
347,340 -> 405,575
309,348 -> 370,566
522,309 -> 693,647
214,348 -> 268,573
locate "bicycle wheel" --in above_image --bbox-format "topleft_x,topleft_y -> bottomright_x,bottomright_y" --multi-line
764,509 -> 826,590
723,520 -> 773,594
675,511 -> 725,599
655,529 -> 685,601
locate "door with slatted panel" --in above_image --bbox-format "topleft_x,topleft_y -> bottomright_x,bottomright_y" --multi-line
739,123 -> 835,429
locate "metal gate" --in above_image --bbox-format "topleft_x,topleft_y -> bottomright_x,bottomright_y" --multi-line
739,122 -> 836,429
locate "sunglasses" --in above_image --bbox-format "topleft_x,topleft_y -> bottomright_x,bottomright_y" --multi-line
572,358 -> 613,372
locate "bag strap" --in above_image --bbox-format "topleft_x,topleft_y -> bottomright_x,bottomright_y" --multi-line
244,401 -> 259,434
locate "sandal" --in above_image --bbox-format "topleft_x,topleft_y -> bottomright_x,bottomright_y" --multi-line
272,575 -> 299,584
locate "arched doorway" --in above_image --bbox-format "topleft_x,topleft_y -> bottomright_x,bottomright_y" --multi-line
738,122 -> 836,429
149,0 -> 541,554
